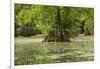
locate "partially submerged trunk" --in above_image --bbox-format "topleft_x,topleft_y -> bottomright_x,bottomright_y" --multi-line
43,31 -> 70,42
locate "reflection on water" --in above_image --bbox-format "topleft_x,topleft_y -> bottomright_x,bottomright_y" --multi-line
15,36 -> 94,65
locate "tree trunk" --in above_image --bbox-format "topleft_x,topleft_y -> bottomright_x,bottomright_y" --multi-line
43,8 -> 70,42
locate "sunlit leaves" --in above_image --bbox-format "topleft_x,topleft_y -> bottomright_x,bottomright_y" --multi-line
16,9 -> 33,25
15,4 -> 94,37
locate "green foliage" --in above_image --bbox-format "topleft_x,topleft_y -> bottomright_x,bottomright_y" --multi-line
16,9 -> 33,25
33,6 -> 56,35
84,8 -> 94,35
14,4 -> 94,39
60,7 -> 82,37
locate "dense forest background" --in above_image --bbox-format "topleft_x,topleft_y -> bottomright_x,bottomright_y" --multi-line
14,4 -> 94,42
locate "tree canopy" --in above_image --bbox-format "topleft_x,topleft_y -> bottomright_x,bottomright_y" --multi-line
14,4 -> 94,41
